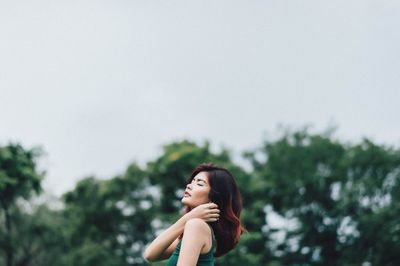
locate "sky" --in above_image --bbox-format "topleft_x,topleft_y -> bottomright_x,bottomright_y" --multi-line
1,0 -> 399,197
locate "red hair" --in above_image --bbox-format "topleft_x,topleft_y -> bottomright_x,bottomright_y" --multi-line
182,163 -> 247,257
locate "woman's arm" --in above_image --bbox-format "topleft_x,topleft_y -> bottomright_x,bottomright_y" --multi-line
143,202 -> 219,262
143,215 -> 188,262
177,218 -> 209,266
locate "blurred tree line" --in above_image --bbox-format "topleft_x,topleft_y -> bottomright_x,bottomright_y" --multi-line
1,129 -> 399,266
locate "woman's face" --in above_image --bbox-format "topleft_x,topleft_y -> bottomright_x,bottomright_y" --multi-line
181,172 -> 211,209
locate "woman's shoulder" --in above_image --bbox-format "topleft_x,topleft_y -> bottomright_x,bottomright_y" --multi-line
181,219 -> 215,256
184,218 -> 211,236
185,218 -> 210,229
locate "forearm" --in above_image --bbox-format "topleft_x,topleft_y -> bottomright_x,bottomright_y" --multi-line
143,214 -> 188,261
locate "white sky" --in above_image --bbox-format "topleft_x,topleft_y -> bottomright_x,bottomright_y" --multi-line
1,0 -> 399,196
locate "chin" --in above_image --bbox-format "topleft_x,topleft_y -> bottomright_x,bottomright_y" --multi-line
181,197 -> 194,208
181,197 -> 187,203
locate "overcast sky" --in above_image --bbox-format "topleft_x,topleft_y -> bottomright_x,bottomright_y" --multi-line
1,0 -> 399,196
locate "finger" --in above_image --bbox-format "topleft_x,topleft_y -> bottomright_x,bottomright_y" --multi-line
207,208 -> 220,214
208,203 -> 218,209
208,214 -> 219,219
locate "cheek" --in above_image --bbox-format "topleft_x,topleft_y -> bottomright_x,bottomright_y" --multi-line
196,188 -> 210,200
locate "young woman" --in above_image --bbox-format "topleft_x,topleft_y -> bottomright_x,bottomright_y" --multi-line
143,163 -> 246,266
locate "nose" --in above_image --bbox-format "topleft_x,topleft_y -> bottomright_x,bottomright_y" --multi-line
186,183 -> 192,190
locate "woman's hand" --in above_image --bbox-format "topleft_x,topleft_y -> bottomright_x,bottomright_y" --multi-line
185,202 -> 220,223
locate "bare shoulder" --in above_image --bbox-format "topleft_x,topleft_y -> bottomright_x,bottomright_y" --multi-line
184,218 -> 210,235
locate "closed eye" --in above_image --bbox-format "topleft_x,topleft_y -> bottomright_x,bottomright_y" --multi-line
190,179 -> 206,186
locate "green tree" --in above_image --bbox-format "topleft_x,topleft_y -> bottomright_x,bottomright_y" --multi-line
5,129 -> 398,265
60,140 -> 261,265
0,143 -> 44,266
0,202 -> 66,266
61,162 -> 154,266
339,139 -> 400,265
247,128 -> 400,265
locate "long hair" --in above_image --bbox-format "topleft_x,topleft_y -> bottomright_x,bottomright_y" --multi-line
182,163 -> 247,257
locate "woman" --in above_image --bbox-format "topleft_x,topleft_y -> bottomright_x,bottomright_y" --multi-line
143,163 -> 246,266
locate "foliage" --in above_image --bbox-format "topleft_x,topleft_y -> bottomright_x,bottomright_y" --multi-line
246,129 -> 400,266
60,163 -> 153,265
0,143 -> 44,266
1,130 -> 400,265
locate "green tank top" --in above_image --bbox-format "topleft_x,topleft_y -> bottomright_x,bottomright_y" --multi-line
166,223 -> 215,266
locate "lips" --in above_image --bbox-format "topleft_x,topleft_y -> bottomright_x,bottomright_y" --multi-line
184,191 -> 191,197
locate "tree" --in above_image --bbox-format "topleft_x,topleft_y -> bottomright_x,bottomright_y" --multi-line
59,140 -> 261,265
247,128 -> 400,265
0,143 -> 44,266
4,129 -> 398,265
0,202 -> 66,266
61,162 -> 154,266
